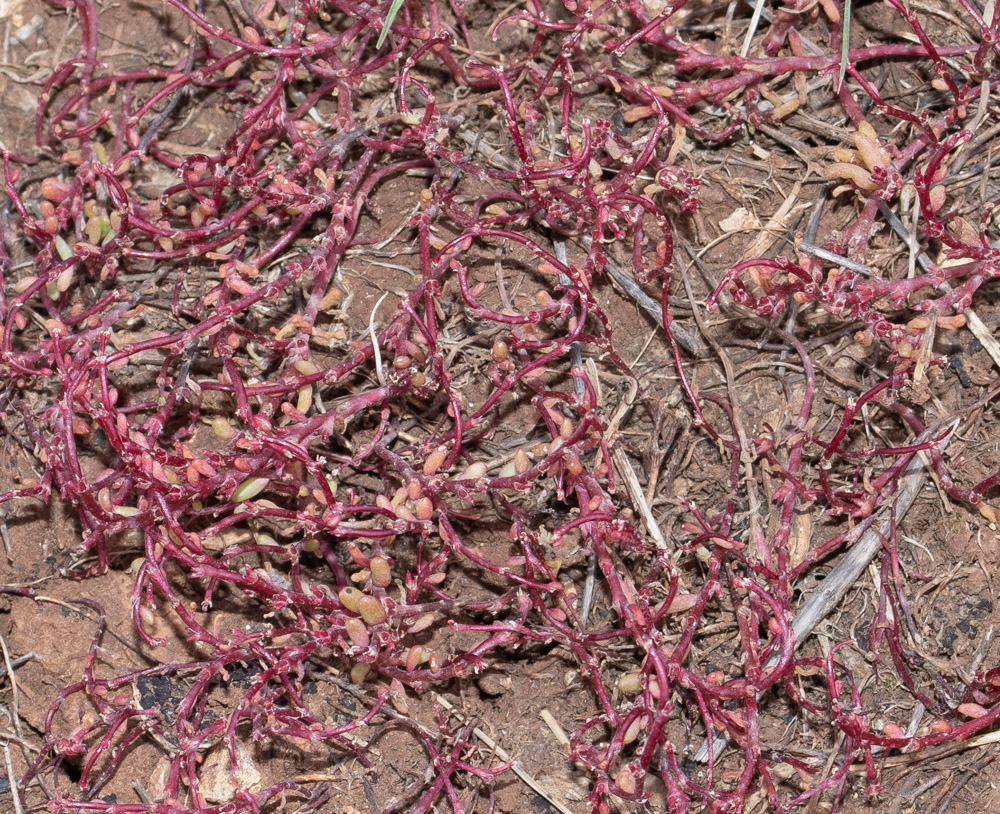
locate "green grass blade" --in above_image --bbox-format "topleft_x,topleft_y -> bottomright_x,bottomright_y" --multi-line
377,0 -> 405,49
837,0 -> 851,92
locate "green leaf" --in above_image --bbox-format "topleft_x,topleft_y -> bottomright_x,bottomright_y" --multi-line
54,234 -> 73,261
233,476 -> 270,502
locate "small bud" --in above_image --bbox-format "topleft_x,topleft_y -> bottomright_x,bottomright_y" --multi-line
405,645 -> 423,671
823,161 -> 878,191
937,314 -> 966,330
389,678 -> 409,714
55,266 -> 75,293
53,235 -> 74,260
618,671 -> 642,693
296,385 -> 312,415
233,476 -> 269,502
463,461 -> 487,479
665,593 -> 698,614
97,488 -> 113,513
395,504 -> 417,522
369,556 -> 391,587
423,445 -> 448,475
41,177 -> 70,203
409,613 -> 437,633
929,184 -> 946,213
407,479 -> 422,501
622,717 -> 643,745
616,766 -> 637,794
347,543 -> 370,567
854,330 -> 875,347
344,617 -> 369,647
853,122 -> 890,172
357,595 -> 387,625
339,586 -> 362,613
211,417 -> 235,439
293,359 -> 320,376
565,453 -> 583,475
13,276 -> 37,293
957,702 -> 989,719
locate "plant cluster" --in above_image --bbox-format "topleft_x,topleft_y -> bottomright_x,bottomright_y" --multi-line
1,0 -> 1000,812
